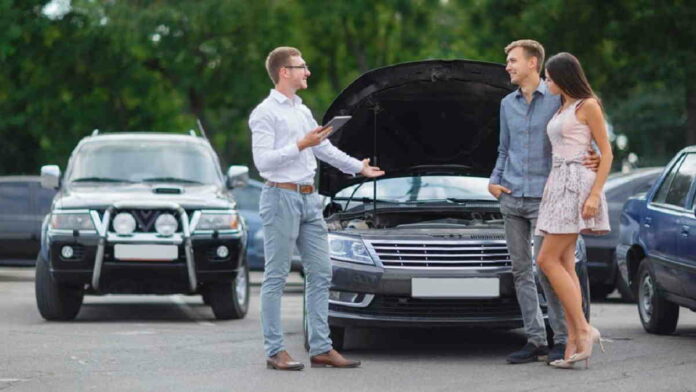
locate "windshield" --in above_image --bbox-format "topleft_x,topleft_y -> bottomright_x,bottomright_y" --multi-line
67,140 -> 222,185
334,175 -> 495,210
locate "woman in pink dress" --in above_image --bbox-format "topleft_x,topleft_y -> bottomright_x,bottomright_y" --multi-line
535,52 -> 612,369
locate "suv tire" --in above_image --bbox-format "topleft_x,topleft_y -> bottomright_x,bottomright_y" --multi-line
637,260 -> 679,334
206,257 -> 249,320
35,254 -> 84,321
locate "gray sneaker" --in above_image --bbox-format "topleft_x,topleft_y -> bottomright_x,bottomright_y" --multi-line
506,342 -> 549,364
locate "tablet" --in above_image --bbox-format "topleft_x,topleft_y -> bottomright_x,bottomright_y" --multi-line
322,116 -> 352,138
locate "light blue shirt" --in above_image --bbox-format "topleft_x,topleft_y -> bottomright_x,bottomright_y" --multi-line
489,81 -> 561,198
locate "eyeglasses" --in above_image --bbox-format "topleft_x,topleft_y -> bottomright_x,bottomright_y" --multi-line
283,64 -> 309,71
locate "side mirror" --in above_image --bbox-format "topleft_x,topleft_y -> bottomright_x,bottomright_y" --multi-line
226,165 -> 249,189
41,165 -> 61,189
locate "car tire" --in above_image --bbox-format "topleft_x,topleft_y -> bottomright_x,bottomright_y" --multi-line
330,326 -> 346,351
637,260 -> 679,334
206,257 -> 249,320
35,254 -> 83,321
201,291 -> 211,305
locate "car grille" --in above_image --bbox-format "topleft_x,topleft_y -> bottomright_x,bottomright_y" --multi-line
110,209 -> 182,233
367,240 -> 512,269
331,295 -> 522,318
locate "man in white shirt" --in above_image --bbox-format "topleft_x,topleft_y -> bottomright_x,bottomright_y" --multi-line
249,46 -> 384,370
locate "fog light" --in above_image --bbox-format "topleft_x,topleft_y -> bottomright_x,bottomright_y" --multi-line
113,213 -> 136,235
61,246 -> 74,259
329,290 -> 358,303
216,245 -> 229,259
155,213 -> 178,236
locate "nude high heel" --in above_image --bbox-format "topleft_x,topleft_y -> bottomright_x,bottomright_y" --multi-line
567,327 -> 606,368
549,359 -> 575,369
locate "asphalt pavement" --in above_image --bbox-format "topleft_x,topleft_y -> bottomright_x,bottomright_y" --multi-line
1,267 -> 695,392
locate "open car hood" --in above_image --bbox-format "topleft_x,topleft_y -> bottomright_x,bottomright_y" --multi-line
318,59 -> 513,196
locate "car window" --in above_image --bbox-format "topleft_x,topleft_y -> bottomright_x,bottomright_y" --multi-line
0,182 -> 31,214
68,140 -> 223,185
659,153 -> 696,208
653,155 -> 685,205
334,175 -> 495,210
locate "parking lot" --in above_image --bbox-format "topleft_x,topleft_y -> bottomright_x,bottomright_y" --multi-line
1,266 -> 695,392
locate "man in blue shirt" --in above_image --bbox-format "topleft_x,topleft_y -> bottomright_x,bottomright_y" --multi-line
489,40 -> 598,364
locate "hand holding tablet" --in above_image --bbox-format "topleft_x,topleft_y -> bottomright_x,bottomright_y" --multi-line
320,116 -> 352,139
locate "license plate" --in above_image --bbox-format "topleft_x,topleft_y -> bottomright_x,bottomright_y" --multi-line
114,244 -> 178,261
411,278 -> 500,298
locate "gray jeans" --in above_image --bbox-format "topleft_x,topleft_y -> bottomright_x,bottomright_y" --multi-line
259,185 -> 333,357
499,193 -> 567,346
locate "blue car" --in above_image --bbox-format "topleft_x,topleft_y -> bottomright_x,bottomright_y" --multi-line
232,179 -> 302,271
617,146 -> 696,334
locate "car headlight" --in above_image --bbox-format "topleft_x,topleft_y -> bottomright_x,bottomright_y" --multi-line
50,211 -> 95,230
155,213 -> 178,236
196,212 -> 240,231
328,234 -> 374,265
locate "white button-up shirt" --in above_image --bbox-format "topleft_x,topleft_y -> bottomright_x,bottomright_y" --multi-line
249,89 -> 363,184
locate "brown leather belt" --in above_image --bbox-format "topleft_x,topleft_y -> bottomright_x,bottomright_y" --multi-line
266,181 -> 315,194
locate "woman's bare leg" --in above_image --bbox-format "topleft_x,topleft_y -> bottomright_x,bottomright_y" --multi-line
537,234 -> 591,356
559,243 -> 580,359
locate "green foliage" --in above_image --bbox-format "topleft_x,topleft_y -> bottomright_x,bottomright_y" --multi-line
0,0 -> 693,175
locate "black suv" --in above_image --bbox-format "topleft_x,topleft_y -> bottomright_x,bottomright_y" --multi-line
305,60 -> 590,349
36,132 -> 249,321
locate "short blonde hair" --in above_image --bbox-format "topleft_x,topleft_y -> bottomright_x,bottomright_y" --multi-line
504,39 -> 545,73
265,46 -> 302,84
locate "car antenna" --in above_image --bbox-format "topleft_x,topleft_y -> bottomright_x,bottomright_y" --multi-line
196,117 -> 230,169
196,118 -> 209,141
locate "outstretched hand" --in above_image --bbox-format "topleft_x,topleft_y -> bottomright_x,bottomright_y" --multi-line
360,158 -> 385,178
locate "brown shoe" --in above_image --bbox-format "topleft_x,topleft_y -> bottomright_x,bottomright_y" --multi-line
266,350 -> 304,371
310,349 -> 361,368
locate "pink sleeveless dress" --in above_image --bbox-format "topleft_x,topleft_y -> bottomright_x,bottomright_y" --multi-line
535,100 -> 610,236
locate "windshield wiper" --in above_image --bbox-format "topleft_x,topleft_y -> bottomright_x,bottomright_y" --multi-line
446,198 -> 499,204
332,196 -> 404,204
71,177 -> 133,183
141,177 -> 203,184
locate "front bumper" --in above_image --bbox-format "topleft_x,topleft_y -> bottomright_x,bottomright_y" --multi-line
47,202 -> 245,294
327,260 -> 544,328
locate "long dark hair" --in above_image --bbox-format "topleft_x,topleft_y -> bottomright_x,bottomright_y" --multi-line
545,52 -> 601,106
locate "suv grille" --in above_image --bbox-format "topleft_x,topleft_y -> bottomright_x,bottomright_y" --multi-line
367,240 -> 511,269
111,209 -> 182,233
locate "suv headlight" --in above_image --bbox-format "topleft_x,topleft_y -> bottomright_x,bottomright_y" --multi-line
328,234 -> 374,265
196,212 -> 240,231
50,211 -> 96,230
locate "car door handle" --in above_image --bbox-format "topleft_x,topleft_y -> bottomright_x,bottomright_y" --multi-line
643,217 -> 652,227
681,225 -> 690,237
